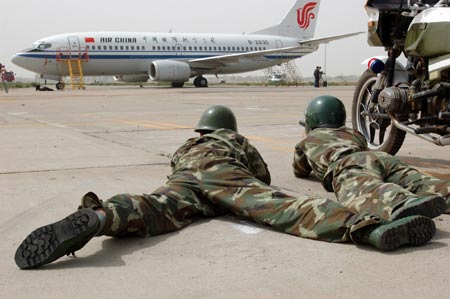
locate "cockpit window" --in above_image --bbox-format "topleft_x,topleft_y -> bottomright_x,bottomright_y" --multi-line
32,41 -> 52,50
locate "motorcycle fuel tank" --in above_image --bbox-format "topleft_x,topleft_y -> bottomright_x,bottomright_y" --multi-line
405,7 -> 450,58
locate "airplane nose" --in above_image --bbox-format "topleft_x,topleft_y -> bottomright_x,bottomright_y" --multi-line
11,53 -> 21,66
11,52 -> 26,68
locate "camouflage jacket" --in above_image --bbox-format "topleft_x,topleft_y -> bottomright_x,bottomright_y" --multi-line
171,128 -> 271,184
293,127 -> 368,191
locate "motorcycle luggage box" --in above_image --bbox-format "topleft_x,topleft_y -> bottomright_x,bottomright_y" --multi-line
405,7 -> 450,58
366,0 -> 438,11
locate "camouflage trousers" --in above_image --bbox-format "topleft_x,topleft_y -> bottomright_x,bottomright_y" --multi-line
332,151 -> 450,219
84,160 -> 381,243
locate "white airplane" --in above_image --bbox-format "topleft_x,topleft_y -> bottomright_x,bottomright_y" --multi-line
11,0 -> 359,89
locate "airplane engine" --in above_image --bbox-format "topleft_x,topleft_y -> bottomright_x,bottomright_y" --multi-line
149,60 -> 191,83
113,75 -> 149,82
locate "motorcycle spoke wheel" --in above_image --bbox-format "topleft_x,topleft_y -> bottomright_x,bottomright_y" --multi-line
352,70 -> 406,155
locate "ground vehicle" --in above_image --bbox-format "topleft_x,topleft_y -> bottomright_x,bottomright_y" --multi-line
2,71 -> 15,82
353,0 -> 450,154
268,74 -> 287,85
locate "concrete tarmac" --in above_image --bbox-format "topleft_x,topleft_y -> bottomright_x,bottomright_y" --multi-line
1,86 -> 449,298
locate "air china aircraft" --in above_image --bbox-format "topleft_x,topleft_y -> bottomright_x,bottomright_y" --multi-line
11,0 -> 359,89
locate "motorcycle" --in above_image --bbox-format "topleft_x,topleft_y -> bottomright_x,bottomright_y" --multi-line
353,0 -> 450,155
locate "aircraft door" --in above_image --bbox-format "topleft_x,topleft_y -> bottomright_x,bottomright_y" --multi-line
175,44 -> 183,56
276,40 -> 285,59
68,36 -> 81,53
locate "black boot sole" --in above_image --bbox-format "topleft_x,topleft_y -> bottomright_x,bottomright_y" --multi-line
15,209 -> 98,269
390,196 -> 447,221
373,216 -> 435,251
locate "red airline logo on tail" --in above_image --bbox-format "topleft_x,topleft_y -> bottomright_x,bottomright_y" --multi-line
296,2 -> 317,29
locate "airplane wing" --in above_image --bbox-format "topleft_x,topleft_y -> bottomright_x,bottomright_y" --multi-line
189,45 -> 305,70
188,32 -> 363,71
297,32 -> 364,46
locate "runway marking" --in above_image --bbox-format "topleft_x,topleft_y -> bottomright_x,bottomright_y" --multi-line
122,120 -> 192,130
0,116 -> 193,131
247,135 -> 276,143
0,162 -> 168,175
247,135 -> 293,153
0,123 -> 47,129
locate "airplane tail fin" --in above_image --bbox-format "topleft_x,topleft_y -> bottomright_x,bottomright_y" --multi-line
252,0 -> 321,39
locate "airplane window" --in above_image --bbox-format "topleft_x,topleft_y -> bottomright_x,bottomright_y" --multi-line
109,46 -> 113,50
214,47 -> 217,51
33,42 -> 52,50
136,46 -> 140,50
250,47 -> 253,51
103,45 -> 107,50
162,46 -> 165,51
227,47 -> 231,51
246,47 -> 249,51
142,46 -> 145,50
115,46 -> 118,50
194,46 -> 197,51
131,46 -> 135,50
152,46 -> 156,50
232,47 -> 235,51
188,46 -> 192,51
120,46 -> 124,50
200,46 -> 203,51
92,46 -> 96,50
86,46 -> 90,50
183,46 -> 186,50
157,46 -> 161,50
126,46 -> 129,50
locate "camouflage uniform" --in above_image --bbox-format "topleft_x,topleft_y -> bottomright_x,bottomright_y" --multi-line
293,127 -> 450,219
83,129 -> 383,243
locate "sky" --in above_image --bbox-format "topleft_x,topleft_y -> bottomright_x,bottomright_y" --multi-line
0,0 -> 383,79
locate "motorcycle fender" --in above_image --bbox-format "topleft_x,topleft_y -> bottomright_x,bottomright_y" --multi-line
361,56 -> 408,83
429,53 -> 450,82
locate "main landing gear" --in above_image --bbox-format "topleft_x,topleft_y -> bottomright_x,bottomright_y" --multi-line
171,82 -> 185,88
193,76 -> 208,88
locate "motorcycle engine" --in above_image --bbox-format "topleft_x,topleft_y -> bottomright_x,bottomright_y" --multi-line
378,86 -> 409,113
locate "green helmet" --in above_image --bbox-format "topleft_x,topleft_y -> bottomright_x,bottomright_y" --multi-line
304,95 -> 346,133
195,105 -> 238,133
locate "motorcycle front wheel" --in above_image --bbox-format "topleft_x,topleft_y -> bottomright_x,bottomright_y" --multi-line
352,70 -> 406,155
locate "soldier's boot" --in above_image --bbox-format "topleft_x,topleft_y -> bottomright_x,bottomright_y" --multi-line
354,215 -> 435,251
79,191 -> 104,210
444,195 -> 450,214
390,195 -> 446,221
15,208 -> 100,269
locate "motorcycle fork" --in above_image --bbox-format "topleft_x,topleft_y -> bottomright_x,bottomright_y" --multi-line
367,48 -> 403,143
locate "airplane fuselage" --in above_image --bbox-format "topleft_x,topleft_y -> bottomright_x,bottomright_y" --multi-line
12,32 -> 314,79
